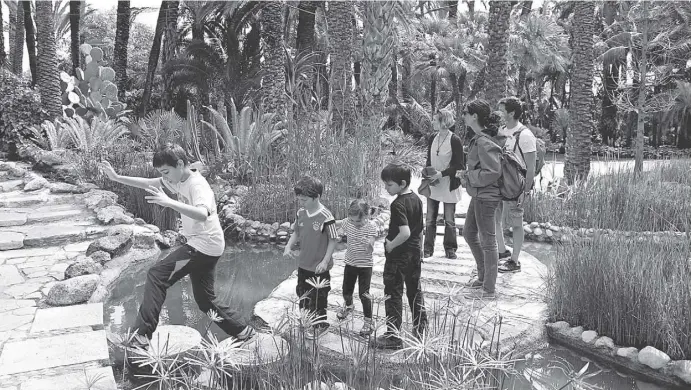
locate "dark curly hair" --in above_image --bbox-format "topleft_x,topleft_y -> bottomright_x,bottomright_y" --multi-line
465,99 -> 501,137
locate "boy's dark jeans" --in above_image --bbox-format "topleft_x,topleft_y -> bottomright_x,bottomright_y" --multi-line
342,264 -> 373,318
424,199 -> 458,253
296,267 -> 331,326
134,245 -> 245,339
383,250 -> 427,338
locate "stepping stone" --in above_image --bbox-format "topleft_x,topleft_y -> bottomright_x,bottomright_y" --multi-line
0,192 -> 46,208
27,209 -> 88,224
218,334 -> 289,366
0,330 -> 110,375
127,325 -> 201,375
20,366 -> 117,390
0,179 -> 24,193
0,232 -> 24,251
0,299 -> 35,314
0,265 -> 24,286
22,225 -> 86,247
30,303 -> 103,334
0,211 -> 27,227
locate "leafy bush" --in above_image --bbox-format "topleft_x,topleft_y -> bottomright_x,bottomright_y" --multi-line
525,160 -> 691,232
549,236 -> 691,359
0,70 -> 51,157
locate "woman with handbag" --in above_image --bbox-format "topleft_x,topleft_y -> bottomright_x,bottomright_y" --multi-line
421,109 -> 465,259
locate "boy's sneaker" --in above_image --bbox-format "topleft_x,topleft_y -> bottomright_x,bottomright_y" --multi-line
463,278 -> 483,289
445,250 -> 457,259
499,250 -> 512,260
464,289 -> 496,300
423,250 -> 433,258
499,260 -> 521,273
371,333 -> 402,350
359,318 -> 374,337
126,333 -> 150,351
236,326 -> 257,342
337,305 -> 354,321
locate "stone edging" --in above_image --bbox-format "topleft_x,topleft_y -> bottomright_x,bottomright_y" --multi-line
546,321 -> 691,388
506,221 -> 689,244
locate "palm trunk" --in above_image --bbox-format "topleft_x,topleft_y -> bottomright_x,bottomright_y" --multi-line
521,1 -> 532,17
161,1 -> 179,110
69,1 -> 81,73
564,1 -> 595,185
401,51 -> 413,134
326,0 -> 354,135
485,1 -> 512,105
634,0 -> 648,174
35,1 -> 62,119
296,1 -> 318,53
448,0 -> 458,20
466,0 -> 474,18
140,0 -> 170,116
114,1 -> 131,101
12,2 -> 24,75
0,2 -> 5,68
22,1 -> 36,85
260,1 -> 286,116
385,51 -> 398,130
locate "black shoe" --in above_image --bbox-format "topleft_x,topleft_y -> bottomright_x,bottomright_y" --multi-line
126,333 -> 150,351
499,250 -> 512,260
498,260 -> 521,273
237,326 -> 257,342
445,250 -> 457,259
371,333 -> 402,350
423,250 -> 433,258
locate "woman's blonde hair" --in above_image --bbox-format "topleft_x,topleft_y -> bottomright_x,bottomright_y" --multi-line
435,108 -> 455,129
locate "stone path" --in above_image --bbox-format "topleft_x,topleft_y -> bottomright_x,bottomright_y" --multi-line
0,162 -> 117,390
255,234 -> 549,363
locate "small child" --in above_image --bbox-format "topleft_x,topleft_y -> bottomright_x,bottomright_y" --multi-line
373,163 -> 427,349
99,143 -> 255,349
283,175 -> 339,339
336,199 -> 378,337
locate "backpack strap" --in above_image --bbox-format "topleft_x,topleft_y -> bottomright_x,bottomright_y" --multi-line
511,125 -> 529,159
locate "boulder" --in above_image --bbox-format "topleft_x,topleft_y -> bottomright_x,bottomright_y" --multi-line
533,227 -> 544,236
581,330 -> 598,343
616,347 -> 639,361
567,326 -> 584,338
144,224 -> 160,233
157,230 -> 179,249
134,217 -> 146,225
89,250 -> 112,265
84,190 -> 119,211
49,182 -> 90,194
86,230 -> 133,257
594,336 -> 615,350
97,205 -> 134,225
670,360 -> 691,384
23,176 -> 49,192
638,346 -> 671,369
46,274 -> 100,306
64,256 -> 103,279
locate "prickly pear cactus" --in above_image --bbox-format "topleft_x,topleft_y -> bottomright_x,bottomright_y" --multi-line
59,44 -> 127,118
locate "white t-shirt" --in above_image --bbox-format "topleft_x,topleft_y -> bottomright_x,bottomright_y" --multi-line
161,170 -> 225,256
499,122 -> 537,154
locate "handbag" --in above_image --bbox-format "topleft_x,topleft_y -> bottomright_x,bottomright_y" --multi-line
418,179 -> 432,198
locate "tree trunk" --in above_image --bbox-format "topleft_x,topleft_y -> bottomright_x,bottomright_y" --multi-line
448,1 -> 458,20
69,1 -> 81,73
12,2 -> 24,75
296,1 -> 318,53
161,1 -> 179,110
326,0 -> 354,135
22,1 -> 36,86
35,1 -> 62,119
466,0 -> 474,18
352,15 -> 361,87
599,63 -> 619,146
114,1 -> 131,101
634,0 -> 648,174
484,1 -> 512,105
140,1 -> 170,116
401,51 -> 413,134
564,1 -> 595,185
430,56 -> 437,115
521,1 -> 533,17
261,1 -> 286,116
0,1 -> 5,68
385,51 -> 398,129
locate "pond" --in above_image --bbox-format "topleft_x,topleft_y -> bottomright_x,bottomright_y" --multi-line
104,241 -> 664,390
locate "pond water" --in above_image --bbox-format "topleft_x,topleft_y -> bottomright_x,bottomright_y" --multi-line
105,241 -> 664,390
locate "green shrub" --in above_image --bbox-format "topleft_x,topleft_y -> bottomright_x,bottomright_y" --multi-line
525,160 -> 691,231
0,70 -> 51,157
548,235 -> 691,359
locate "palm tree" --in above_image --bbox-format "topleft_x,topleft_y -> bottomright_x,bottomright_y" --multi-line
564,1 -> 595,185
326,0 -> 354,134
12,0 -> 24,75
0,0 -> 5,68
484,0 -> 512,105
296,1 -> 319,53
22,1 -> 37,85
664,81 -> 691,149
140,0 -> 172,116
69,1 -> 81,73
160,0 -> 179,110
114,1 -> 131,101
35,0 -> 62,119
260,1 -> 286,116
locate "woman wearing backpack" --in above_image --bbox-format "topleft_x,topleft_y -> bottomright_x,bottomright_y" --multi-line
457,100 -> 503,300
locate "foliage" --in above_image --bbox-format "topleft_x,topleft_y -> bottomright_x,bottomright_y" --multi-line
0,70 -> 50,155
525,159 -> 691,232
29,119 -> 73,151
133,108 -> 185,151
549,235 -> 691,360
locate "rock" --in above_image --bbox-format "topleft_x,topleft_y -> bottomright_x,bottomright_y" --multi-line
134,218 -> 146,225
567,326 -> 584,338
89,251 -> 112,265
157,230 -> 178,249
86,231 -> 133,258
581,330 -> 598,343
530,222 -> 539,228
23,176 -> 49,192
331,383 -> 354,390
523,225 -> 533,234
545,229 -> 553,237
97,205 -> 134,225
594,336 -> 615,350
64,256 -> 103,279
670,360 -> 691,384
30,149 -> 67,171
302,382 -> 329,390
280,222 -> 291,230
251,220 -> 261,229
617,347 -> 639,360
46,274 -> 99,306
533,228 -> 544,236
277,231 -> 288,237
84,190 -> 119,211
235,185 -> 248,197
271,222 -> 280,231
638,346 -> 671,369
0,232 -> 24,250
548,321 -> 570,330
49,182 -> 88,194
144,224 -> 160,233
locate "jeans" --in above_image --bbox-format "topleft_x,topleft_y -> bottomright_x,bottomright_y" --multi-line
134,245 -> 245,338
342,265 -> 373,318
462,198 -> 500,293
296,267 -> 331,326
424,199 -> 458,254
383,250 -> 427,337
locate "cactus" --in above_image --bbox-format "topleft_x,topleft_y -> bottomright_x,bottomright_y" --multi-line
59,46 -> 126,118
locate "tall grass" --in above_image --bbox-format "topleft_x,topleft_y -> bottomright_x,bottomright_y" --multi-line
548,235 -> 691,359
525,159 -> 691,232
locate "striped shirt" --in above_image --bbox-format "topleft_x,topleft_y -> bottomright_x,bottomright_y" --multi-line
342,219 -> 378,268
295,206 -> 339,272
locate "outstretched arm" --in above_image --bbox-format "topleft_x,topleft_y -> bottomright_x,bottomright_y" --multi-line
99,161 -> 162,190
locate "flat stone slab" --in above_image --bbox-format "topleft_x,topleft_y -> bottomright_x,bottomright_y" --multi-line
0,212 -> 27,227
0,266 -> 23,287
148,325 -> 202,356
219,334 -> 289,366
0,299 -> 35,314
30,303 -> 103,334
20,366 -> 117,390
0,330 -> 109,375
27,209 -> 87,224
0,233 -> 23,251
0,180 -> 24,193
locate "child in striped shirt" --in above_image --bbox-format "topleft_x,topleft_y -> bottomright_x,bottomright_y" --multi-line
337,199 -> 378,336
